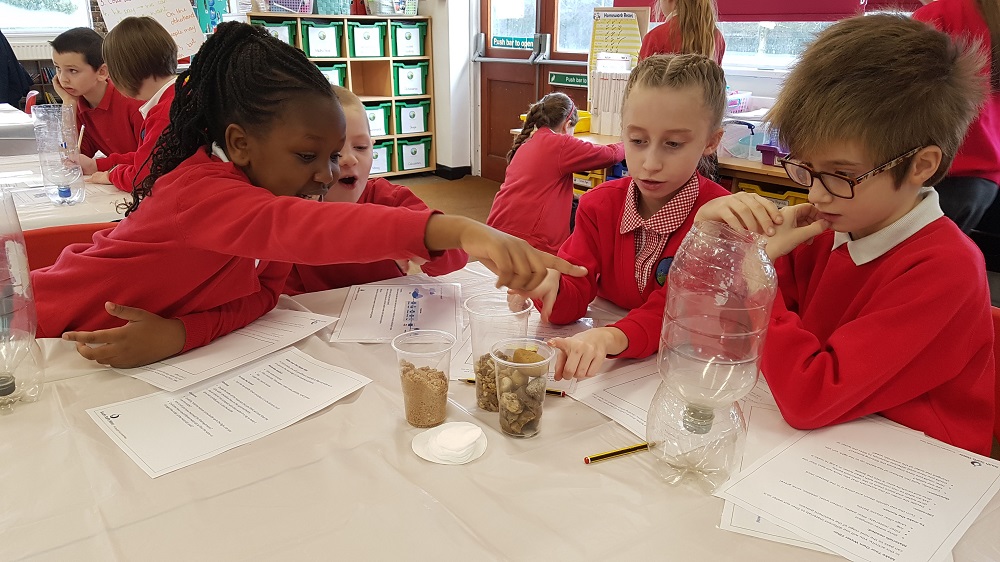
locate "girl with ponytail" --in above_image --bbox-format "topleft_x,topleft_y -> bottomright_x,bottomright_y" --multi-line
639,0 -> 726,63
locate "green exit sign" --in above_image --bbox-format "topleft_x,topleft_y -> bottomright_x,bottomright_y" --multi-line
548,72 -> 588,88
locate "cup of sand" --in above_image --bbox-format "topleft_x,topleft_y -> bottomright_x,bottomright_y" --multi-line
392,329 -> 456,428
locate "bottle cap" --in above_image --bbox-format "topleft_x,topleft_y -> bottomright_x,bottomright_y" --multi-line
0,375 -> 15,397
682,404 -> 714,434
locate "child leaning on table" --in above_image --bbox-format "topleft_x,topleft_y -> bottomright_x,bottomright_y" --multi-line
486,92 -> 625,254
510,54 -> 731,379
83,17 -> 179,193
698,14 -> 995,455
49,28 -> 143,174
31,22 -> 586,369
283,85 -> 468,295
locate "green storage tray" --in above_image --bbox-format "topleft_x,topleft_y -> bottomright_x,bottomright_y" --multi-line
251,19 -> 296,46
396,136 -> 431,171
392,61 -> 428,96
302,21 -> 343,58
317,63 -> 347,87
389,21 -> 427,57
347,21 -> 387,57
371,139 -> 394,175
363,101 -> 392,137
394,100 -> 430,134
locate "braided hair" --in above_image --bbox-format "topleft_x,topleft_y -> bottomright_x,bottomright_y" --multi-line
507,92 -> 579,164
126,22 -> 336,215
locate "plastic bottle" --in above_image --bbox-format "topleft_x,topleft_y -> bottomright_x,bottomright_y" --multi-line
0,189 -> 45,414
31,104 -> 86,206
646,221 -> 776,492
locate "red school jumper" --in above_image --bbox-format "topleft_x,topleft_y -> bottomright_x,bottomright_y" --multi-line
914,0 -> 1000,184
638,18 -> 726,64
76,81 -> 144,172
284,178 -> 468,294
764,215 -> 994,455
31,149 -> 437,350
487,128 -> 625,254
107,83 -> 176,193
544,175 -> 730,358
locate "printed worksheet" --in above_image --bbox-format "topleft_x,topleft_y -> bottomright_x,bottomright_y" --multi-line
331,283 -> 462,343
115,309 -> 336,392
90,348 -> 371,478
716,417 -> 1000,562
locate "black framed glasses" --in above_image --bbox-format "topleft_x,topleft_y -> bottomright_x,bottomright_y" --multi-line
779,146 -> 924,199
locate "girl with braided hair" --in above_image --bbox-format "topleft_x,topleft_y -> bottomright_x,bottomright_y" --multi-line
32,22 -> 586,368
487,92 -> 624,254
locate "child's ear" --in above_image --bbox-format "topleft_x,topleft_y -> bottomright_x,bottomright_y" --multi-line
909,146 -> 943,186
225,124 -> 252,166
703,127 -> 724,156
96,63 -> 109,82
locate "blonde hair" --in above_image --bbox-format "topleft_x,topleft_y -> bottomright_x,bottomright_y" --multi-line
623,53 -> 726,128
976,0 -> 1000,90
768,14 -> 987,187
507,92 -> 579,163
332,84 -> 364,112
103,17 -> 177,96
656,0 -> 718,59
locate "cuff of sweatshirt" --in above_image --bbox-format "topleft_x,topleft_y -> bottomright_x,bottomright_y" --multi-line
95,158 -> 115,172
179,313 -> 212,353
608,316 -> 656,359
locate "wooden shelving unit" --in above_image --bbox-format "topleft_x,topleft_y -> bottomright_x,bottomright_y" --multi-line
20,59 -> 62,105
247,13 -> 435,178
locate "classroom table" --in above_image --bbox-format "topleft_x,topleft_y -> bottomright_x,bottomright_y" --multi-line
0,103 -> 36,157
3,275 -> 999,561
0,154 -> 128,230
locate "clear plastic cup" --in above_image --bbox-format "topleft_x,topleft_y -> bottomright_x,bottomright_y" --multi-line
463,293 -> 531,412
490,337 -> 554,438
391,329 -> 456,428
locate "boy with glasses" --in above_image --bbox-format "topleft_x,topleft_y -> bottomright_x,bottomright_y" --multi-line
696,14 -> 995,455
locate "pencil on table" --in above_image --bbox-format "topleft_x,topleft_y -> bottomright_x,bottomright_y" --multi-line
76,124 -> 85,152
583,443 -> 649,464
457,377 -> 566,397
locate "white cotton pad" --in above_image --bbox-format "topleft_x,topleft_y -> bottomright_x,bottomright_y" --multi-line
412,422 -> 487,465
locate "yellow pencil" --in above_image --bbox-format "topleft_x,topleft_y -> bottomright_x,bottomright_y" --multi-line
457,377 -> 566,397
583,443 -> 649,464
76,124 -> 85,152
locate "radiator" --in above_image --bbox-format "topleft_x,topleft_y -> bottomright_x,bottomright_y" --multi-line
12,41 -> 53,61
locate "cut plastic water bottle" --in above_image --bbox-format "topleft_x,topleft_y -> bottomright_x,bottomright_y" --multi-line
31,104 -> 86,206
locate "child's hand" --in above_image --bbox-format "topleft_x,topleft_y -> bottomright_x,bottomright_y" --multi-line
765,203 -> 830,260
62,302 -> 186,368
52,76 -> 77,106
425,215 -> 586,291
549,327 -> 628,380
695,192 -> 783,236
507,268 -> 560,321
89,171 -> 111,184
77,154 -> 98,175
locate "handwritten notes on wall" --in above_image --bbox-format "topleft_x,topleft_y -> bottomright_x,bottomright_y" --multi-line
97,0 -> 206,57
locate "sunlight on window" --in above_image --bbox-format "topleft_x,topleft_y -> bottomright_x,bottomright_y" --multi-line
718,21 -> 833,70
557,0 -> 614,53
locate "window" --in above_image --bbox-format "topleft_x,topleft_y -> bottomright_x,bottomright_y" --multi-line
718,21 -> 833,70
490,0 -> 536,49
556,0 -> 614,53
0,0 -> 92,34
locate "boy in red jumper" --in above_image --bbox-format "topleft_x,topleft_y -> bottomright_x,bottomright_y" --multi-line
702,14 -> 995,455
284,86 -> 467,294
49,28 -> 143,174
85,17 -> 178,193
512,54 -> 731,379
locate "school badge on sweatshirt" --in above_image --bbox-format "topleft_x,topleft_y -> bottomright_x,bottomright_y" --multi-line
655,257 -> 673,286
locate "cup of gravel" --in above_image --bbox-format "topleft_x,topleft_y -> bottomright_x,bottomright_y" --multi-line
391,329 -> 457,428
490,337 -> 554,438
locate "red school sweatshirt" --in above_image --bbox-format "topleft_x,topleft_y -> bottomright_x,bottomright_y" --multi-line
107,83 -> 175,193
638,18 -> 726,64
75,81 -> 144,172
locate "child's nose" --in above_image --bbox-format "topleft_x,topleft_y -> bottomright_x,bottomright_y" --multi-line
807,180 -> 833,205
642,151 -> 663,173
316,161 -> 337,184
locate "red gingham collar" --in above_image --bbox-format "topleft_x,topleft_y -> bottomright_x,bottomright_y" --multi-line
620,174 -> 699,236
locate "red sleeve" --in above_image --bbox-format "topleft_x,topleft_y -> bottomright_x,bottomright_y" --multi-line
557,137 -> 625,177
173,174 -> 436,266
608,283 -> 665,359
178,260 -> 291,351
96,151 -> 136,173
107,104 -> 169,192
762,249 -> 990,431
538,192 -> 604,324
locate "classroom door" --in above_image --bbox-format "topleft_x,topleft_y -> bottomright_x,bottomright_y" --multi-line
478,0 -> 607,183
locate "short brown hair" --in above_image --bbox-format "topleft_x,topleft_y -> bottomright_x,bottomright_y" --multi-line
768,14 -> 987,187
332,85 -> 364,112
103,17 -> 178,97
624,53 -> 726,128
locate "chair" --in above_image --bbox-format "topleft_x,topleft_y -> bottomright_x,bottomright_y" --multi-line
23,90 -> 39,114
23,222 -> 118,271
992,307 -> 1000,459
